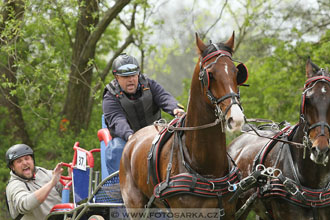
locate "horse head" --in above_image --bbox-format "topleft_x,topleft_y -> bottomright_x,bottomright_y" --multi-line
194,32 -> 247,132
301,58 -> 330,166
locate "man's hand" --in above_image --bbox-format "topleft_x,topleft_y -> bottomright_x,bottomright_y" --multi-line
52,162 -> 64,186
128,134 -> 133,140
34,162 -> 65,203
173,108 -> 185,117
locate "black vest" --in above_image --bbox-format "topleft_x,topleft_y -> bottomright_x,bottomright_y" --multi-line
104,75 -> 161,133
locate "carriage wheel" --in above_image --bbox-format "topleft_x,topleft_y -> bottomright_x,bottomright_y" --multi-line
88,215 -> 104,220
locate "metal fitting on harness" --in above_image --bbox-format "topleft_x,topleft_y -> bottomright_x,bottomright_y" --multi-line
229,170 -> 261,203
219,208 -> 225,217
283,178 -> 300,196
281,176 -> 307,203
239,175 -> 257,191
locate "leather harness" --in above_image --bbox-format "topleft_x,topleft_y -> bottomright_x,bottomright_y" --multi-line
146,115 -> 241,217
234,124 -> 330,220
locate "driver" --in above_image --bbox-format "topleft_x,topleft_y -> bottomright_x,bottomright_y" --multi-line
102,53 -> 184,175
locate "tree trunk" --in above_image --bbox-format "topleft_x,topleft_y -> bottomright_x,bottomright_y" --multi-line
0,0 -> 33,147
63,0 -> 131,133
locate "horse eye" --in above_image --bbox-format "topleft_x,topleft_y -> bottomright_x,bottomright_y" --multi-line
208,72 -> 214,79
305,89 -> 314,98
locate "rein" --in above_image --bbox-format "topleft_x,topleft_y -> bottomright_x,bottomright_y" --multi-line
243,120 -> 305,148
153,116 -> 221,132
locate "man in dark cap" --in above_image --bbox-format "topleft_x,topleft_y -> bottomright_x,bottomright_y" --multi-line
5,144 -> 64,220
103,53 -> 184,175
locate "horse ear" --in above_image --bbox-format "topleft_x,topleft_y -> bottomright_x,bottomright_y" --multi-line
224,31 -> 235,51
195,32 -> 207,55
306,58 -> 319,78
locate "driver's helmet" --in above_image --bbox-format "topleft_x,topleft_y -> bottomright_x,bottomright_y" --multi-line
6,144 -> 34,168
112,53 -> 140,76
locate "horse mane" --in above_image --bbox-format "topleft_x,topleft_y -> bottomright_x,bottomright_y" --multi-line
201,42 -> 233,58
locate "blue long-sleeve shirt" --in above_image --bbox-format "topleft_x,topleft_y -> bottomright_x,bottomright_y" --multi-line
103,76 -> 178,141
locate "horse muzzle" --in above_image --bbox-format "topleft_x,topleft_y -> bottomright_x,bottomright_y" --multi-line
225,104 -> 245,132
310,137 -> 330,166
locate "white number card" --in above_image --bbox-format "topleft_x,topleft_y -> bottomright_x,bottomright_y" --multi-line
77,150 -> 87,171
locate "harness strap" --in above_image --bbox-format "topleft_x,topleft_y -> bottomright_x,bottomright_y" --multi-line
277,174 -> 306,203
147,117 -> 180,185
146,114 -> 241,215
229,169 -> 266,202
235,192 -> 258,219
260,178 -> 330,208
145,195 -> 155,209
312,207 -> 318,220
153,168 -> 240,199
284,141 -> 301,185
178,131 -> 211,183
217,193 -> 225,218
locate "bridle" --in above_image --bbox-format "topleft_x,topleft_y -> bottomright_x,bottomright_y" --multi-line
300,74 -> 330,154
199,45 -> 247,131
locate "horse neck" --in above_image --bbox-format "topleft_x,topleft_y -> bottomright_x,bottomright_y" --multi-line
290,123 -> 330,188
183,80 -> 229,177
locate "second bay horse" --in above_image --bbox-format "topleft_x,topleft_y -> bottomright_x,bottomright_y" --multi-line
119,32 -> 248,219
228,59 -> 330,220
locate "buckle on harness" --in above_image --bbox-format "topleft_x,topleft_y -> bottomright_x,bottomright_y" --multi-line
219,208 -> 225,217
283,179 -> 300,196
210,181 -> 215,192
147,152 -> 152,160
155,182 -> 169,196
239,175 -> 257,191
227,181 -> 237,192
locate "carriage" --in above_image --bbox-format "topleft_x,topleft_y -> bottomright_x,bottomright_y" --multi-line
45,115 -> 125,220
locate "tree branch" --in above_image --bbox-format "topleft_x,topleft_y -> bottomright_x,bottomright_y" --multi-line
201,0 -> 228,40
80,0 -> 131,61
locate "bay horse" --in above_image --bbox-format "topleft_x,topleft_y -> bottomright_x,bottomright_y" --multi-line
228,59 -> 330,220
119,32 -> 248,219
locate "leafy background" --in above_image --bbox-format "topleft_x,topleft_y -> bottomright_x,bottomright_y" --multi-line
1,0 -> 330,219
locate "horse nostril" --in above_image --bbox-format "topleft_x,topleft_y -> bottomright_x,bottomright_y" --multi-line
311,147 -> 318,155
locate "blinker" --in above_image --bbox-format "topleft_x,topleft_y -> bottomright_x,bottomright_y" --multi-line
236,63 -> 248,85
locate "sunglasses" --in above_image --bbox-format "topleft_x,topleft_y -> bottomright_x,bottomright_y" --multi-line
114,64 -> 139,74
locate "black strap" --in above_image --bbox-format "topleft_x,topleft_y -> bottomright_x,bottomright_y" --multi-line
217,193 -> 225,218
312,207 -> 318,220
229,169 -> 265,202
235,192 -> 258,219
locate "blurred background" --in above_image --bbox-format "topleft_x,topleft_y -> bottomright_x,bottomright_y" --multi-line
1,0 -> 329,218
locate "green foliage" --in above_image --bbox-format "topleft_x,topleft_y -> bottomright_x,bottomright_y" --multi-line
239,34 -> 330,124
1,1 -> 330,219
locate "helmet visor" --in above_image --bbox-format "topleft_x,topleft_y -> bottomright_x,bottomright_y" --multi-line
114,64 -> 139,76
